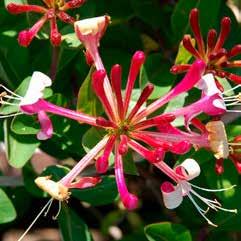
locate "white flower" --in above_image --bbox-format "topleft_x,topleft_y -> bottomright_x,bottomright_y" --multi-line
19,71 -> 52,106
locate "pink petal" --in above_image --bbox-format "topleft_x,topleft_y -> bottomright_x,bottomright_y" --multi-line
37,111 -> 53,140
67,177 -> 101,189
160,181 -> 183,209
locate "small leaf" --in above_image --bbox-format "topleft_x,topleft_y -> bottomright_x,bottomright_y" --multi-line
77,66 -> 103,117
175,37 -> 195,65
61,26 -> 82,49
11,115 -> 40,135
58,204 -> 92,241
4,0 -> 26,7
72,176 -> 118,206
0,188 -> 16,224
145,222 -> 192,241
4,119 -> 40,168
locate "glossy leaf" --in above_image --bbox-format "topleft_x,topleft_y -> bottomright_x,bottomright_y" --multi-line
0,188 -> 16,224
72,175 -> 118,206
58,204 -> 92,241
77,66 -> 103,117
145,222 -> 192,241
4,119 -> 40,168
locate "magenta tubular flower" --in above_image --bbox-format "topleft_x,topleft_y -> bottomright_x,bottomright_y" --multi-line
0,53 -> 229,211
171,8 -> 241,86
0,71 -> 99,140
6,0 -> 85,46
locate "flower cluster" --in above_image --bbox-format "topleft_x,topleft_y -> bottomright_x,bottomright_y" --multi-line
171,8 -> 241,87
6,0 -> 85,46
1,5 -> 241,239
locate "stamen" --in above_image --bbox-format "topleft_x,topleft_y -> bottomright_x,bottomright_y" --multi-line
0,100 -> 19,106
0,84 -> 22,98
0,113 -> 23,118
17,198 -> 54,241
52,201 -> 62,220
44,198 -> 54,216
186,192 -> 218,227
222,84 -> 241,95
190,183 -> 236,192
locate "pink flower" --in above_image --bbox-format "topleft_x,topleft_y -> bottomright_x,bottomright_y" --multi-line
6,0 -> 85,46
160,158 -> 236,226
0,71 -> 98,140
171,8 -> 241,86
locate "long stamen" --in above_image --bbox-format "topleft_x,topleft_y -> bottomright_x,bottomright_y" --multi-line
0,113 -> 23,118
52,201 -> 62,220
190,183 -> 236,192
0,85 -> 22,98
0,100 -> 19,106
17,198 -> 54,241
186,192 -> 218,227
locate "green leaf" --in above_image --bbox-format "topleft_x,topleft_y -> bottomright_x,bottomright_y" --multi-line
4,0 -> 26,7
144,222 -> 192,241
72,176 -> 118,206
140,53 -> 175,100
0,188 -> 16,224
164,92 -> 188,126
130,0 -> 163,28
171,0 -> 221,41
77,66 -> 103,116
11,115 -> 40,135
175,38 -> 195,65
4,119 -> 40,168
61,26 -> 82,49
58,204 -> 92,241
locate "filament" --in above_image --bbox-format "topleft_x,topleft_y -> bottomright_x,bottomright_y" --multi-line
0,112 -> 23,118
17,198 -> 54,241
52,201 -> 62,220
0,84 -> 22,98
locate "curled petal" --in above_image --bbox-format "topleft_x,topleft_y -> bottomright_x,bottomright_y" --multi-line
160,182 -> 183,209
67,177 -> 101,189
37,111 -> 53,140
196,73 -> 221,96
178,158 -> 201,180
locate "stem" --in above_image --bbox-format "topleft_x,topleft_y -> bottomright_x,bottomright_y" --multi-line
49,46 -> 60,81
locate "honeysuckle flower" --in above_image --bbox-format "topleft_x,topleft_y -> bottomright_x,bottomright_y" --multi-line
6,0 -> 85,46
160,158 -> 237,227
17,174 -> 100,241
0,71 -> 99,140
36,53 -> 208,211
171,8 -> 241,86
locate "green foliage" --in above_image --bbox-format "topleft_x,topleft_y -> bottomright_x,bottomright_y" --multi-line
0,0 -> 241,240
145,222 -> 192,241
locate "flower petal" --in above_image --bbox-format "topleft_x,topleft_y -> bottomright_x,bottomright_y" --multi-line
37,111 -> 53,140
196,73 -> 221,96
20,71 -> 52,106
67,177 -> 101,189
179,158 -> 201,180
160,181 -> 183,209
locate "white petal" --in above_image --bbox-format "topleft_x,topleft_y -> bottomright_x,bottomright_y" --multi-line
180,158 -> 201,180
213,99 -> 226,110
196,74 -> 221,96
20,72 -> 52,106
74,16 -> 109,36
161,182 -> 183,209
